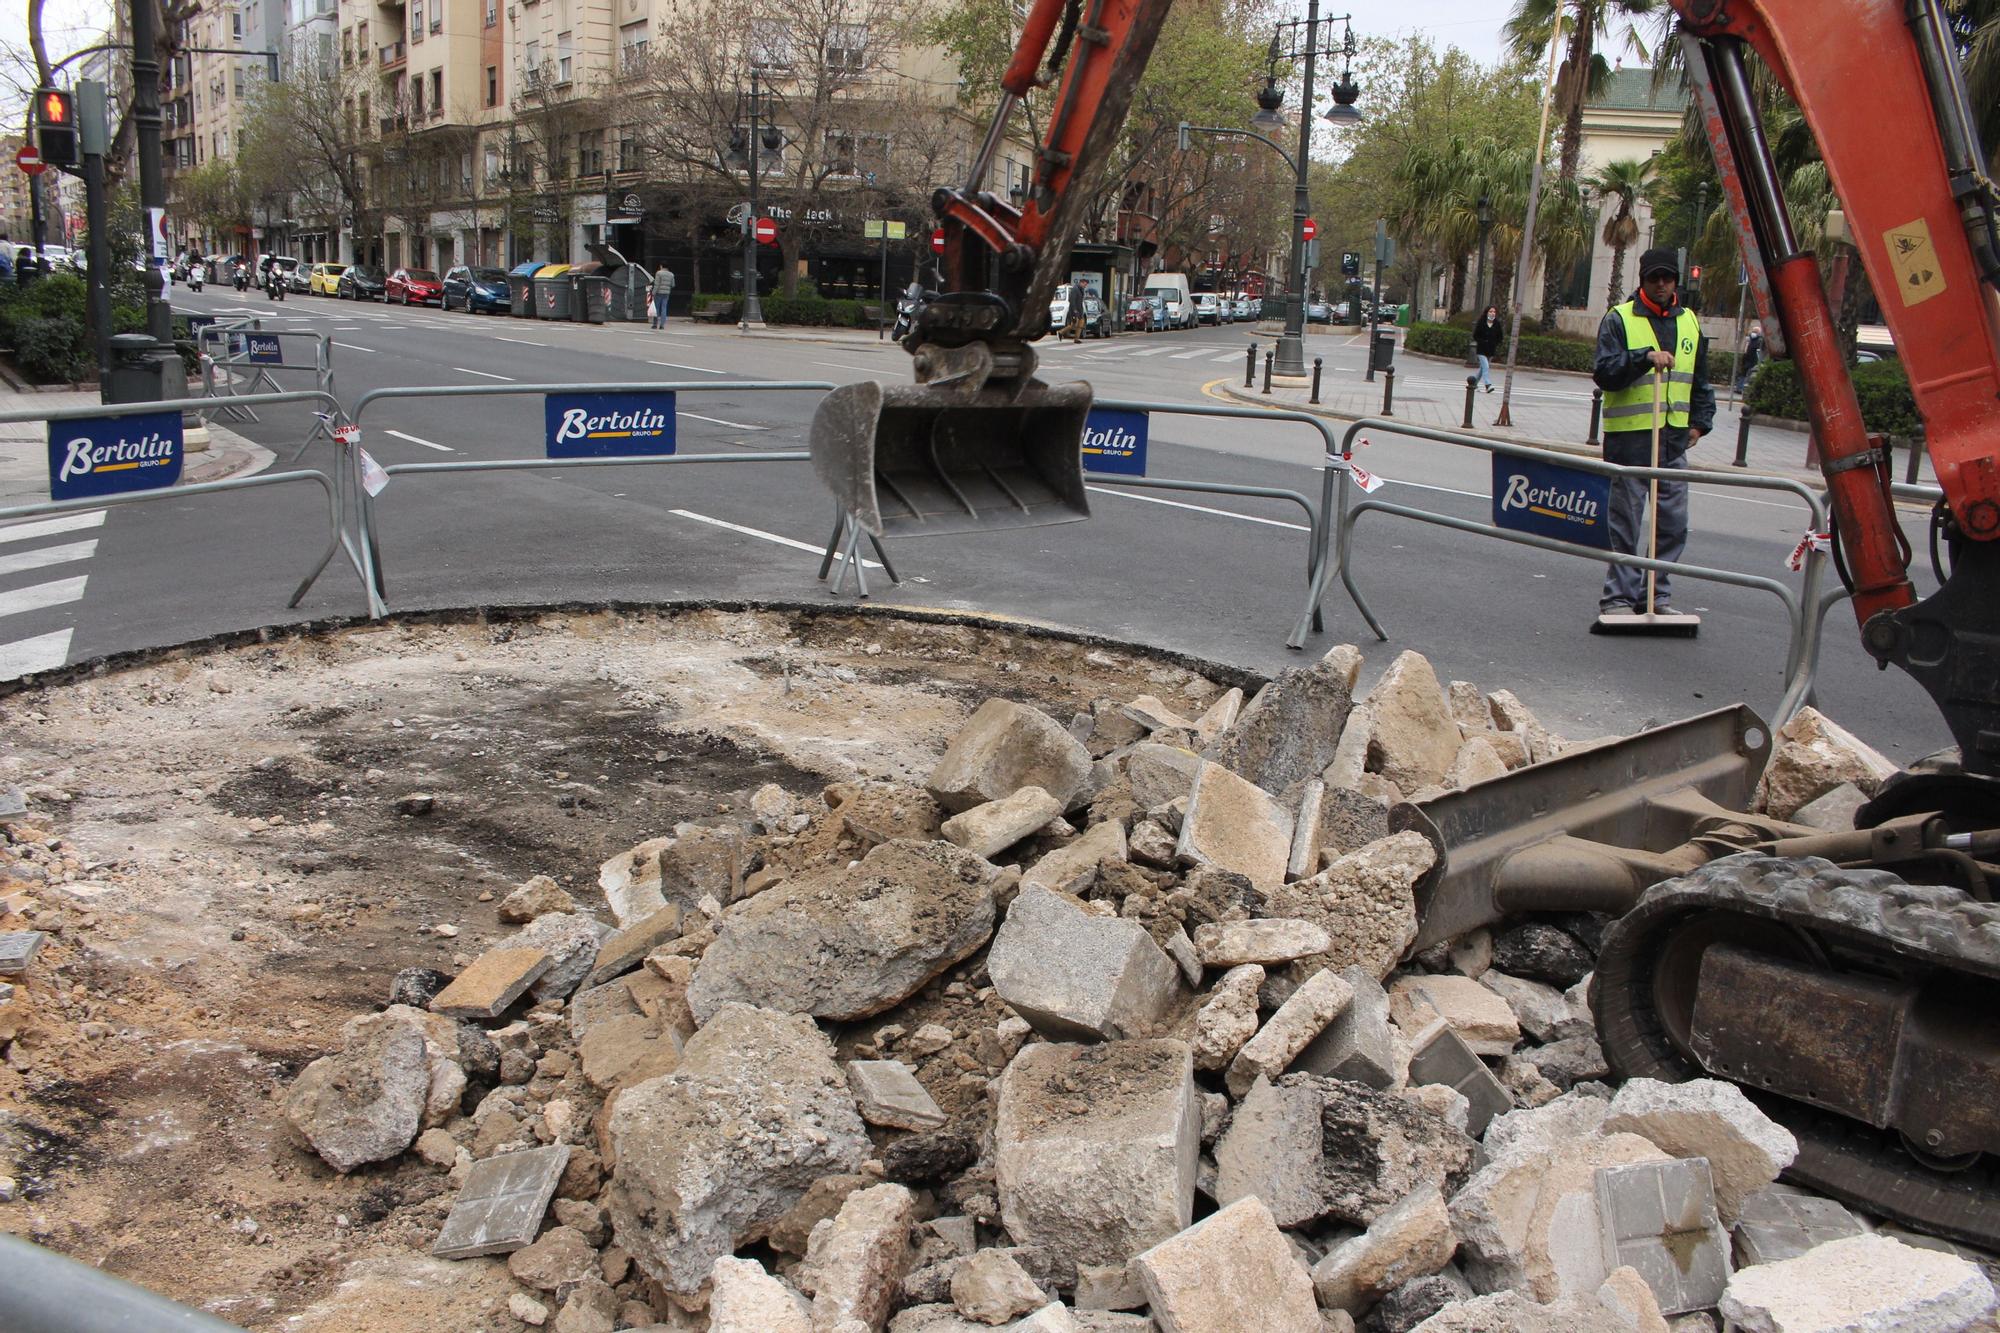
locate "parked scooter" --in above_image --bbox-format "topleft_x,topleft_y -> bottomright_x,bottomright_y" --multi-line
892,287 -> 934,341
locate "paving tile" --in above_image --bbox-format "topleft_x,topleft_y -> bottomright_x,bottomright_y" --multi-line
1731,1184 -> 1863,1267
433,1143 -> 572,1259
0,786 -> 25,823
0,931 -> 46,976
1406,1022 -> 1511,1136
1595,1156 -> 1730,1316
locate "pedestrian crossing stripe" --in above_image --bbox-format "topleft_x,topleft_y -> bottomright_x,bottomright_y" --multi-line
0,510 -> 101,681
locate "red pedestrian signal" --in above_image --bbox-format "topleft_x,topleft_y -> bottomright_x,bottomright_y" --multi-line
1690,265 -> 1703,280
36,88 -> 78,168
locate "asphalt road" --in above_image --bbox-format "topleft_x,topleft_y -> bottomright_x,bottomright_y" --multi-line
0,286 -> 1952,763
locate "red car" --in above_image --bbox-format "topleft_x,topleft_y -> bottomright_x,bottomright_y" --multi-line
386,267 -> 444,306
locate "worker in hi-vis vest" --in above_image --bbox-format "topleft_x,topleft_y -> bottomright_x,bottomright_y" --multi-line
1590,247 -> 1716,615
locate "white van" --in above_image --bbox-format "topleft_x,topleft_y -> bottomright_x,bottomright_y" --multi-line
1144,272 -> 1193,329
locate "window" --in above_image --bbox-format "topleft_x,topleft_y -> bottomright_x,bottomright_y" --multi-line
578,129 -> 604,176
411,1 -> 423,41
619,20 -> 647,72
485,0 -> 496,26
485,65 -> 498,105
232,10 -> 243,36
410,78 -> 423,116
552,133 -> 570,178
484,145 -> 501,185
617,125 -> 639,171
429,69 -> 442,115
557,31 -> 572,82
749,19 -> 790,67
431,8 -> 441,33
233,67 -> 245,97
825,22 -> 867,72
825,130 -> 887,178
525,39 -> 540,67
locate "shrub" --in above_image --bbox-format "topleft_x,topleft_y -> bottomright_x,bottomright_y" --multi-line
14,315 -> 90,383
24,272 -> 88,320
1405,320 -> 1595,373
691,294 -> 737,314
1745,356 -> 1919,437
760,293 -> 872,327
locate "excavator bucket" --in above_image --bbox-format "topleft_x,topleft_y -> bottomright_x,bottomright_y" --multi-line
810,379 -> 1094,538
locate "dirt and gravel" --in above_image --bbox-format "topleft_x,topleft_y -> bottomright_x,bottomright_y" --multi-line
0,606 -> 1240,1329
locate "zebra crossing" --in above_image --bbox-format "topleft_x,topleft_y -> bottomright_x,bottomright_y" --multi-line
1043,342 -> 1253,366
0,509 -> 103,679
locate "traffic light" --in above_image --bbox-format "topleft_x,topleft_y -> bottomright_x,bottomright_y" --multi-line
1340,250 -> 1360,277
36,88 -> 78,168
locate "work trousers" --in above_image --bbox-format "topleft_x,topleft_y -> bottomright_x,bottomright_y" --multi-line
1599,428 -> 1690,608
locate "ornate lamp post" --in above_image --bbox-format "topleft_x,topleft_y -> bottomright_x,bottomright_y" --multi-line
1474,192 -> 1494,311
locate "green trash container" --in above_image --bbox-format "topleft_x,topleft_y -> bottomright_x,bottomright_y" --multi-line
1395,303 -> 1413,327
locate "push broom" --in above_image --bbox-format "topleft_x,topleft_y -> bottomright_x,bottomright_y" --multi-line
1593,367 -> 1701,637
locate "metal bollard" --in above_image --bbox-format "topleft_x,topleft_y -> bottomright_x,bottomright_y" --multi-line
1734,410 -> 1753,467
1587,388 -> 1603,446
1463,376 -> 1477,429
1381,366 -> 1395,416
1245,343 -> 1257,388
1262,350 -> 1274,395
1311,357 -> 1323,405
1905,426 -> 1927,484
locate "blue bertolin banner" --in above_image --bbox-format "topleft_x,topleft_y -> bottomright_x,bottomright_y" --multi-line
1081,407 -> 1148,477
47,410 -> 184,501
228,332 -> 283,364
543,391 -> 677,459
1491,454 -> 1612,550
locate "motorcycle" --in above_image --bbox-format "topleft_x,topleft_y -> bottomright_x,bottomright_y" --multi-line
892,288 -> 933,341
265,270 -> 286,301
188,263 -> 204,292
233,266 -> 249,293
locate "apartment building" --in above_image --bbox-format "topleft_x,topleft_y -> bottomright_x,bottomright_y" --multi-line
159,0 -> 287,256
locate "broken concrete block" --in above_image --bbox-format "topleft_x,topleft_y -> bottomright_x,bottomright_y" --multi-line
1446,680 -> 1488,730
848,1060 -> 948,1131
1009,1305 -> 1080,1333
1123,694 -> 1198,733
1524,1034 -> 1611,1092
1225,968 -> 1354,1098
1264,832 -> 1432,982
603,1004 -> 869,1295
1365,651 -> 1463,793
598,836 -> 673,925
1073,1262 -> 1146,1312
1194,688 -> 1244,745
987,885 -> 1181,1041
943,787 -> 1066,860
1132,1196 -> 1321,1333
426,947 -> 552,1020
1755,705 -> 1901,820
1447,929 -> 1492,980
1730,1185 -> 1864,1268
1311,1183 -> 1456,1314
1489,922 -> 1594,988
1478,971 -> 1592,1044
1214,1073 -> 1474,1229
1486,689 -> 1566,765
1405,1023 -> 1512,1138
1163,926 -> 1202,987
1719,1233 -> 1997,1333
1602,1077 -> 1797,1221
1389,975 -> 1520,1057
513,912 -> 612,1001
578,1011 -> 682,1090
1175,761 -> 1293,891
1790,781 -> 1868,831
1126,742 -> 1204,810
1204,644 -> 1360,803
1023,819 -> 1129,895
584,904 -> 682,989
1597,1265 -> 1671,1333
995,1039 -> 1199,1269
1286,779 -> 1326,881
1192,963 -> 1265,1072
801,1182 -> 918,1332
1405,1289 -> 1616,1332
506,1224 -> 599,1292
950,1248 -> 1047,1325
1323,701 -> 1374,791
1446,736 -> 1509,789
498,874 -> 577,924
1294,968 -> 1407,1091
1192,918 -> 1333,967
284,1017 -> 432,1173
709,1256 -> 812,1333
688,838 -> 999,1024
1128,818 -> 1179,870
433,1143 -> 571,1259
1595,1157 -> 1730,1315
930,698 -> 1094,813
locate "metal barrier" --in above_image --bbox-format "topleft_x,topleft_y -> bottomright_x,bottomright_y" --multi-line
0,389 -> 369,613
347,380 -> 837,617
196,322 -> 338,457
0,1234 -> 243,1331
1801,478 -> 1953,707
1322,416 -> 1833,726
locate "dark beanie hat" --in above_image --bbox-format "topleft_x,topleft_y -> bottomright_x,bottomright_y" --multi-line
1638,247 -> 1679,279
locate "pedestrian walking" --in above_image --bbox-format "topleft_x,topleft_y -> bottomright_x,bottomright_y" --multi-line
650,264 -> 675,329
1062,277 -> 1088,341
1736,327 -> 1764,395
1591,247 -> 1713,618
1472,305 -> 1502,393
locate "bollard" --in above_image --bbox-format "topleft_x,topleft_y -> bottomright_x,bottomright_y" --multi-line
1463,376 -> 1477,429
1381,366 -> 1395,416
1245,343 -> 1257,388
1311,357 -> 1323,405
1734,410 -> 1753,467
1905,427 -> 1926,484
1587,388 -> 1603,446
1262,350 -> 1274,395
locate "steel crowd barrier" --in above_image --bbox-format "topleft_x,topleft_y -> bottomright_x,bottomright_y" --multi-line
196,322 -> 338,451
1801,477 -> 1954,710
1320,416 -> 1833,727
0,1234 -> 242,1331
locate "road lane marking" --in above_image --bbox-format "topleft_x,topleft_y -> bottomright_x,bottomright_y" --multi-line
0,540 -> 97,577
0,511 -> 105,544
0,576 -> 89,619
810,359 -> 894,375
647,360 -> 726,374
494,336 -> 548,347
679,412 -> 766,430
1212,351 -> 1246,362
333,341 -> 374,352
454,367 -> 515,380
668,508 -> 881,567
1127,347 -> 1171,357
1086,486 -> 1309,531
0,628 -> 71,678
384,429 -> 453,453
1170,349 -> 1215,359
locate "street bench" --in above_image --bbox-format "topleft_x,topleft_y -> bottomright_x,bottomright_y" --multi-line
690,303 -> 738,324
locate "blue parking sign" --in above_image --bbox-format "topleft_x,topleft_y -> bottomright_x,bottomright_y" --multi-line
544,390 -> 677,458
1081,407 -> 1148,476
1491,454 -> 1612,550
47,410 -> 185,501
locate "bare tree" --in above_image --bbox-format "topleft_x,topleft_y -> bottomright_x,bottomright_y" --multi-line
237,50 -> 375,259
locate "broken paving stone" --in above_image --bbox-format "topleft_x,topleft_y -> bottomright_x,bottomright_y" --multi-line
1523,1034 -> 1610,1092
1176,761 -> 1294,891
1719,1233 -> 1997,1333
1489,923 -> 1594,989
1790,781 -> 1867,831
1474,972 -> 1590,1045
583,904 -> 683,989
951,1249 -> 1048,1325
1225,968 -> 1354,1098
1193,688 -> 1243,744
1204,645 -> 1360,804
1128,819 -> 1179,870
848,1060 -> 948,1131
1192,918 -> 1333,967
996,1039 -> 1199,1270
1265,832 -> 1433,983
1132,1195 -> 1321,1333
1486,689 -> 1566,766
432,1143 -> 570,1259
1365,651 -> 1463,793
1730,1185 -> 1864,1268
1595,1157 -> 1729,1317
943,787 -> 1066,860
1389,975 -> 1520,1057
802,1182 -> 919,1332
578,1012 -> 682,1091
688,838 -> 999,1024
1294,968 -> 1408,1092
1370,1268 -> 1474,1333
1755,705 -> 1901,820
987,885 -> 1181,1041
1287,779 -> 1327,881
1192,964 -> 1265,1072
930,698 -> 1095,813
505,1223 -> 598,1292
284,1018 -> 431,1173
0,931 -> 46,976
1023,819 -> 1129,895
1126,742 -> 1205,810
513,912 -> 613,1001
1446,736 -> 1509,790
1123,694 -> 1199,733
1311,1184 -> 1457,1314
1602,1078 -> 1797,1222
598,836 -> 673,925
498,874 -> 577,924
1406,1289 -> 1616,1332
427,947 -> 552,1020
1404,1024 -> 1512,1138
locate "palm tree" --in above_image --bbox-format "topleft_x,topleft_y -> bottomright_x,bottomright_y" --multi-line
1506,0 -> 1657,327
1588,157 -> 1654,306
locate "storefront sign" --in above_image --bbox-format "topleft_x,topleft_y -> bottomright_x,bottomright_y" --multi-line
543,390 -> 677,458
606,188 -> 644,222
1081,407 -> 1147,477
1491,455 -> 1611,550
47,409 -> 184,501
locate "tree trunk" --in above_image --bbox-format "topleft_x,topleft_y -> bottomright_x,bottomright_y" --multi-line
1606,242 -> 1627,310
1450,254 -> 1468,316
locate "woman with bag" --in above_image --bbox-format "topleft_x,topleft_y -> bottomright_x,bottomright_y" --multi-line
1472,306 -> 1502,393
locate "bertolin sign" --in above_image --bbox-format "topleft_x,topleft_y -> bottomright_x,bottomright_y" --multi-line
543,390 -> 677,458
47,409 -> 184,501
1080,407 -> 1148,477
1490,455 -> 1611,550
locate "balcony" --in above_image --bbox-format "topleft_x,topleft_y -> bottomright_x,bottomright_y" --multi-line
379,40 -> 405,67
379,114 -> 408,134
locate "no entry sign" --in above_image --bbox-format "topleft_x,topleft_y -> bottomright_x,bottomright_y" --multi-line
1301,217 -> 1318,241
931,227 -> 946,254
16,144 -> 45,176
753,216 -> 778,246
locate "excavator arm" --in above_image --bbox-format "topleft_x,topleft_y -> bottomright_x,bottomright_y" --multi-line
1674,0 -> 2000,773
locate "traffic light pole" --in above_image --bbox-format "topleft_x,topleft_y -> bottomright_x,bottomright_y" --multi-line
129,0 -> 173,343
78,82 -> 113,386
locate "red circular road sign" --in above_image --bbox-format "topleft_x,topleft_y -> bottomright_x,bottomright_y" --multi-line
16,144 -> 45,176
753,216 -> 778,245
931,227 -> 946,254
1301,217 -> 1318,241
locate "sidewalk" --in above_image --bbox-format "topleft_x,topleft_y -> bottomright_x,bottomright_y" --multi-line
0,384 -> 274,513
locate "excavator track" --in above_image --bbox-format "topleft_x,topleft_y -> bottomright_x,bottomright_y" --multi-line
1595,854 -> 2000,1250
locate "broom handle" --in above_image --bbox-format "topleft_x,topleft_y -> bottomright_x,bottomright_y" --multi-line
1647,367 -> 1663,615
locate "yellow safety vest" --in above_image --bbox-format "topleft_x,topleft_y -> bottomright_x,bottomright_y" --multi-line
1602,301 -> 1700,432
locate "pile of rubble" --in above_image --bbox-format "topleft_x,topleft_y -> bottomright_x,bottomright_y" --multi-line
265,645 -> 1992,1333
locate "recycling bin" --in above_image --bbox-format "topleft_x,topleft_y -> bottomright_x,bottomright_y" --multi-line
508,261 -> 541,318
532,264 -> 573,320
573,274 -> 611,324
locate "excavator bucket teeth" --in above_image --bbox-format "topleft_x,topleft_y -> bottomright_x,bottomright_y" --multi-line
809,379 -> 1094,537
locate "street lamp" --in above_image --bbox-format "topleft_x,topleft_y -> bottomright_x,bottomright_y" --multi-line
1474,192 -> 1494,311
738,66 -> 781,327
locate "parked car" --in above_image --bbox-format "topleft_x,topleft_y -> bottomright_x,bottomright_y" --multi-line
1125,296 -> 1161,331
443,265 -> 512,313
387,266 -> 444,305
287,262 -> 313,293
1307,299 -> 1332,324
309,262 -> 349,296
338,263 -> 387,300
1048,290 -> 1109,338
1193,293 -> 1221,325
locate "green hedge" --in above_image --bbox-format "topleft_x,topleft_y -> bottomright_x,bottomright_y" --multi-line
13,315 -> 90,383
0,273 -> 197,383
1405,319 -> 1595,373
760,293 -> 878,327
1745,357 -> 1919,437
